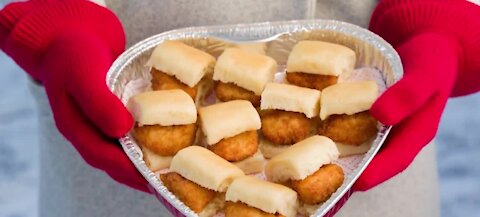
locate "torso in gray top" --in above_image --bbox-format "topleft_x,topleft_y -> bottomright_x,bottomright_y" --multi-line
106,0 -> 377,46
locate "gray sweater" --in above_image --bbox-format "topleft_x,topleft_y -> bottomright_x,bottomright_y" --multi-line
107,0 -> 376,47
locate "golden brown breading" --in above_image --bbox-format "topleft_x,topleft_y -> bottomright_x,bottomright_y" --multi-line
209,130 -> 258,162
286,72 -> 337,91
290,164 -> 344,205
225,201 -> 285,217
214,81 -> 261,107
261,110 -> 311,145
160,172 -> 217,213
318,111 -> 378,145
151,68 -> 198,99
133,124 -> 197,156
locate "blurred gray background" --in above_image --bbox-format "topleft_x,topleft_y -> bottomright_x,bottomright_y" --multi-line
1,1 -> 480,217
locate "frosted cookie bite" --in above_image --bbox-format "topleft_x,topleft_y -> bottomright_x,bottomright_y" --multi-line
286,41 -> 356,90
318,81 -> 379,156
147,40 -> 216,100
259,83 -> 321,158
213,48 -> 277,107
199,100 -> 264,174
161,146 -> 244,217
225,176 -> 298,217
127,90 -> 197,170
265,135 -> 343,216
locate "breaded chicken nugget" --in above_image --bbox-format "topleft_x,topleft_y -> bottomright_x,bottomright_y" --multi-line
133,124 -> 197,156
286,72 -> 337,91
291,164 -> 344,205
209,130 -> 258,162
317,111 -> 378,145
214,81 -> 261,107
151,69 -> 198,99
160,172 -> 217,213
225,201 -> 285,217
261,110 -> 311,145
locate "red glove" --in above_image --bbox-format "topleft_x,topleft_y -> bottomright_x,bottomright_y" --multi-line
353,0 -> 480,191
0,0 -> 148,192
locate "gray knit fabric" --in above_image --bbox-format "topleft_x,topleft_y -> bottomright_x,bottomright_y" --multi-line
108,0 -> 316,47
30,1 -> 440,217
315,0 -> 377,28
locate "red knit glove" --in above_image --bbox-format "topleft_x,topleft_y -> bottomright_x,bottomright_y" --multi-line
0,0 -> 148,192
353,0 -> 480,191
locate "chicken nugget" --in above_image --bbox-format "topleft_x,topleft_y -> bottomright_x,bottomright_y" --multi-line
318,111 -> 378,145
261,110 -> 311,145
160,172 -> 217,213
291,164 -> 344,205
286,72 -> 337,91
214,81 -> 261,107
209,130 -> 258,162
225,201 -> 285,217
133,123 -> 197,156
151,68 -> 198,99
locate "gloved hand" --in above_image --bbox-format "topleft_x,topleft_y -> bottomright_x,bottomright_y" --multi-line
0,0 -> 148,192
353,0 -> 480,191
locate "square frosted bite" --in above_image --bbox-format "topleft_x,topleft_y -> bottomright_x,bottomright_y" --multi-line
199,100 -> 261,145
213,48 -> 277,95
127,90 -> 197,126
147,40 -> 216,87
286,40 -> 356,76
260,83 -> 321,118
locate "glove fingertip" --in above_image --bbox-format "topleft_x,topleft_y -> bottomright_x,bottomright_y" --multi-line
351,180 -> 370,192
113,111 -> 134,138
100,104 -> 134,138
352,165 -> 381,192
137,185 -> 151,194
108,171 -> 150,193
370,96 -> 403,125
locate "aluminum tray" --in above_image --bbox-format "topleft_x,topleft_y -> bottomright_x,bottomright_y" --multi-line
106,19 -> 403,217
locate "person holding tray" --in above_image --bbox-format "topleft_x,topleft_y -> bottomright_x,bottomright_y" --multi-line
1,0 -> 480,216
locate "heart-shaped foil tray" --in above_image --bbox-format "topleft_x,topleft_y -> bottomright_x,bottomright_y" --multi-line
106,19 -> 403,217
